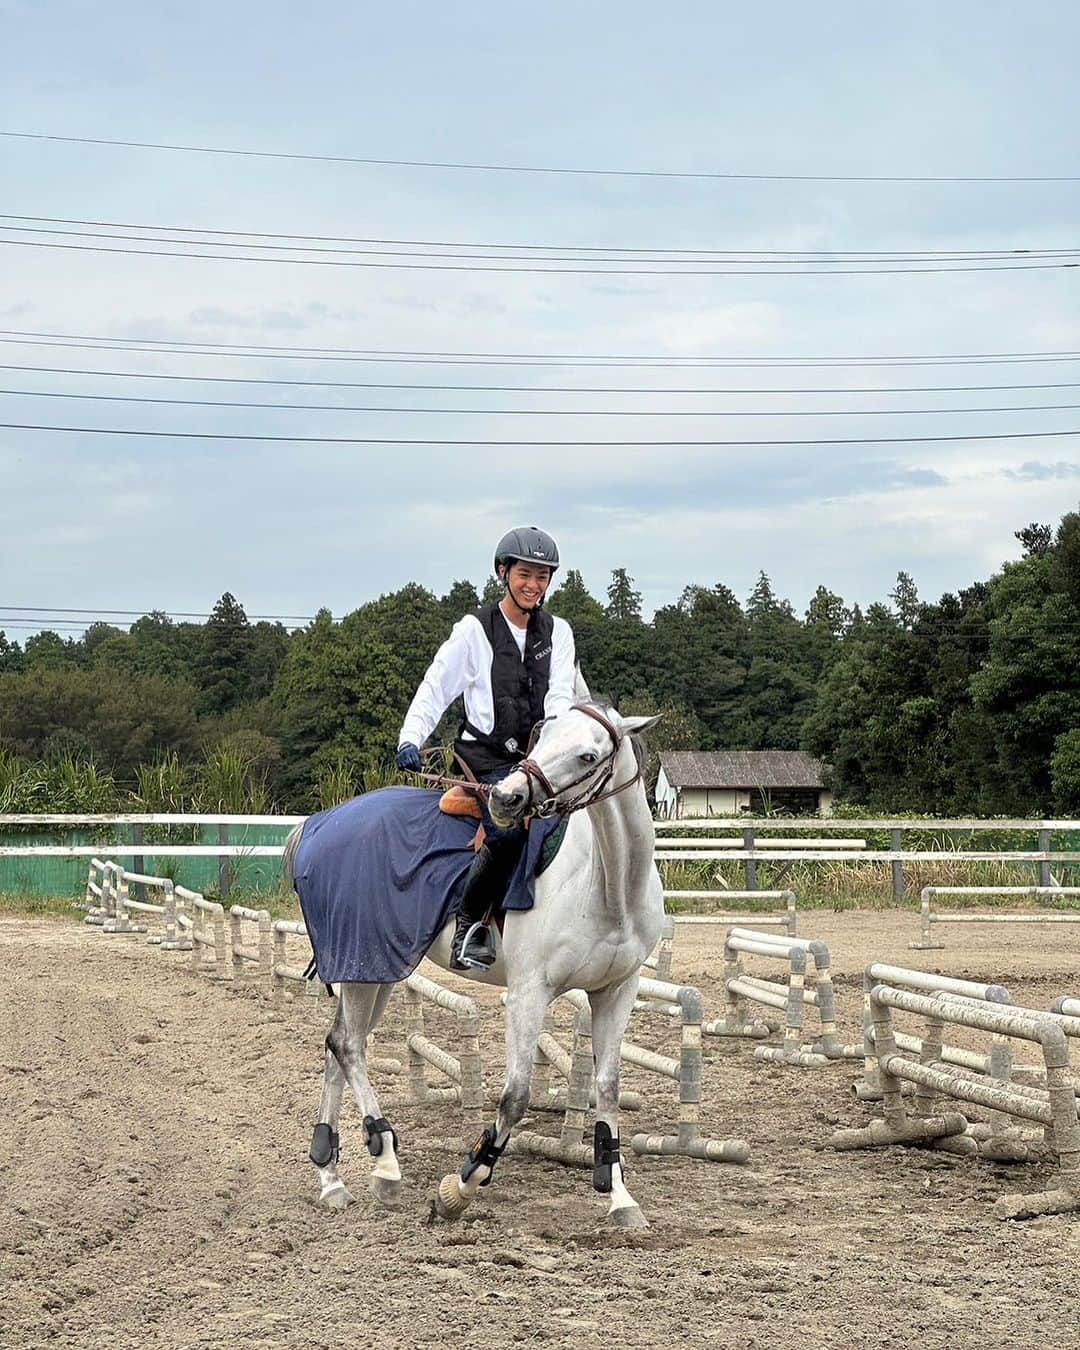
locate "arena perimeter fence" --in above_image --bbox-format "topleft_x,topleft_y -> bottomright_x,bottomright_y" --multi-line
4,814 -> 1080,935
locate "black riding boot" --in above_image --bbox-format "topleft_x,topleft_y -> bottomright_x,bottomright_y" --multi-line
450,842 -> 518,970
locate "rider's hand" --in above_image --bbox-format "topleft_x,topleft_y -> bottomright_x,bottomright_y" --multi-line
395,743 -> 422,773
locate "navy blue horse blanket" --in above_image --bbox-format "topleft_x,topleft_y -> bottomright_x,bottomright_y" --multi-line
291,786 -> 564,984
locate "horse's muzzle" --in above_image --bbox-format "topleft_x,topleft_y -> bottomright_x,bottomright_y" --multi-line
488,782 -> 529,827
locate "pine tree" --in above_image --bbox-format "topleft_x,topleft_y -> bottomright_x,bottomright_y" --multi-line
198,593 -> 255,715
889,571 -> 920,629
605,568 -> 643,622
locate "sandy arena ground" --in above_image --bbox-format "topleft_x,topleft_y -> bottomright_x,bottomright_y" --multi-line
2,909 -> 1079,1350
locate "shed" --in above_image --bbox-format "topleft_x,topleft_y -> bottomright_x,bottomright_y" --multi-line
655,750 -> 832,818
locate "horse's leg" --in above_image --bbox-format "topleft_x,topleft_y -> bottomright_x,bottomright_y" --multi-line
309,997 -> 353,1210
315,982 -> 403,1209
588,976 -> 648,1228
434,981 -> 550,1220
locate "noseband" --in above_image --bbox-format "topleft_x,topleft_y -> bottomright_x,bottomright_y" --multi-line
513,704 -> 642,820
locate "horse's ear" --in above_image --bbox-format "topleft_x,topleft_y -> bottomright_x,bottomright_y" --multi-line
619,712 -> 663,736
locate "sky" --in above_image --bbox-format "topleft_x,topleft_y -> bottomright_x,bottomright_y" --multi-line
1,0 -> 1079,638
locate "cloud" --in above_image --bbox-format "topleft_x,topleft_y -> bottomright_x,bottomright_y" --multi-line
1002,460 -> 1080,482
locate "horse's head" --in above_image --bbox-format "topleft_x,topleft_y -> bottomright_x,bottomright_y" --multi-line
487,702 -> 661,826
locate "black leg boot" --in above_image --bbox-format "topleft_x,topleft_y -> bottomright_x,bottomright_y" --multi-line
450,844 -> 516,970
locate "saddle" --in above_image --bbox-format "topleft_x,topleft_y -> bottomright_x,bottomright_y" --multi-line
439,786 -> 486,852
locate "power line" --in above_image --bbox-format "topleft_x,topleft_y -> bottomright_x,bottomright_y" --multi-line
3,129 -> 1077,183
6,361 -> 1080,396
4,214 -> 1078,261
3,330 -> 1080,369
6,387 -> 1080,418
0,604 -> 311,621
4,235 -> 1076,276
4,421 -> 1079,447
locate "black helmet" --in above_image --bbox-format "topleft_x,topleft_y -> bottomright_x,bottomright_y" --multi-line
493,526 -> 560,574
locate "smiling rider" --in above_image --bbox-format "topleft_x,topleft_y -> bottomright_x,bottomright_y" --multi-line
395,527 -> 578,970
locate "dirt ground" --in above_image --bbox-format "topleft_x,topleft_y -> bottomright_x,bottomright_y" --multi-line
2,909 -> 1079,1350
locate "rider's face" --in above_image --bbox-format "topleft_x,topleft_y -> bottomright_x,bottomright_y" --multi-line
503,561 -> 552,610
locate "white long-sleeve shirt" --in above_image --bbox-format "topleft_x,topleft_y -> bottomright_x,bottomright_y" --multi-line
398,610 -> 578,749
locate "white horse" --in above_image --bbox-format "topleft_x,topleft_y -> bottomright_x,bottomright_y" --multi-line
283,701 -> 663,1227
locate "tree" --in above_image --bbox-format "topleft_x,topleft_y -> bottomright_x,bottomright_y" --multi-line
605,568 -> 643,622
0,667 -> 200,779
198,593 -> 255,715
80,622 -> 124,662
651,584 -> 748,747
968,525 -> 1080,813
1051,729 -> 1080,813
271,609 -> 410,802
0,632 -> 22,674
481,575 -> 504,606
1015,521 -> 1053,559
547,570 -> 605,627
889,571 -> 920,630
23,631 -> 78,671
441,579 -> 480,623
344,583 -> 446,696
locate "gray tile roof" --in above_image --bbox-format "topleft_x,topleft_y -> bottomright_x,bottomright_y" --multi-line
659,750 -> 827,790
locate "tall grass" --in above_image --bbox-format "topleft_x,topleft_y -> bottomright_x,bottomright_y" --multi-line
197,744 -> 272,814
133,753 -> 190,813
314,754 -> 360,811
0,752 -> 123,814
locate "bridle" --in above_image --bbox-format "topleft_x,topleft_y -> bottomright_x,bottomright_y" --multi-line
512,703 -> 642,820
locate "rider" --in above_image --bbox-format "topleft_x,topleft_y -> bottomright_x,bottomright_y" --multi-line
395,527 -> 578,970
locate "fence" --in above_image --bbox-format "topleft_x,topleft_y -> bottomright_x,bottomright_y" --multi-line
5,815 -> 1080,907
913,885 -> 1080,949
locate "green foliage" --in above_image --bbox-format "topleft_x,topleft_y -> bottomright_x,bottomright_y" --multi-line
0,752 -> 122,812
0,666 -> 201,781
314,752 -> 360,810
133,753 -> 190,812
5,510 -> 1079,817
196,742 -> 271,813
1051,729 -> 1080,814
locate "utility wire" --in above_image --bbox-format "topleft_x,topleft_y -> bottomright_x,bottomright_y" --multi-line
6,387 -> 1080,418
4,422 -> 1079,447
5,361 -> 1080,396
3,215 -> 1078,261
3,330 -> 1080,369
3,129 -> 1077,183
4,235 -> 1076,276
0,604 -> 311,621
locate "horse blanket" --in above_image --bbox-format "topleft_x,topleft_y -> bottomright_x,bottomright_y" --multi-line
291,786 -> 565,984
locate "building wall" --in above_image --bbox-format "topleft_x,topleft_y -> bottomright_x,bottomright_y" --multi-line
677,788 -> 742,817
656,779 -> 834,818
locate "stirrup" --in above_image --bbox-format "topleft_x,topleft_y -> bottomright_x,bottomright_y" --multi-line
452,919 -> 496,971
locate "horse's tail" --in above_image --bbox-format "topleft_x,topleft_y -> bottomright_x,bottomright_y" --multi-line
281,821 -> 305,886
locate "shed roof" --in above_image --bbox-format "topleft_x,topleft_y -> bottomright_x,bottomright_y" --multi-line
658,750 -> 827,790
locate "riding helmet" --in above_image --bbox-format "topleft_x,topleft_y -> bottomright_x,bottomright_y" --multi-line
493,526 -> 560,574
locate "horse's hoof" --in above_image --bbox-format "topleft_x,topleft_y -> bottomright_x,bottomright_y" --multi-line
609,1204 -> 648,1229
369,1174 -> 402,1208
433,1173 -> 470,1220
320,1182 -> 354,1211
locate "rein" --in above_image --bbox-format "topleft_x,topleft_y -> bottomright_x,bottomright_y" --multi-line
410,749 -> 491,799
516,703 -> 642,820
406,704 -> 642,820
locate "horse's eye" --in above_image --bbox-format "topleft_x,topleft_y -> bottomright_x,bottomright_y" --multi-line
580,751 -> 598,765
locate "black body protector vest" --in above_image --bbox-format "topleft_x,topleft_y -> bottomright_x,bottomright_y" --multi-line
455,604 -> 554,776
